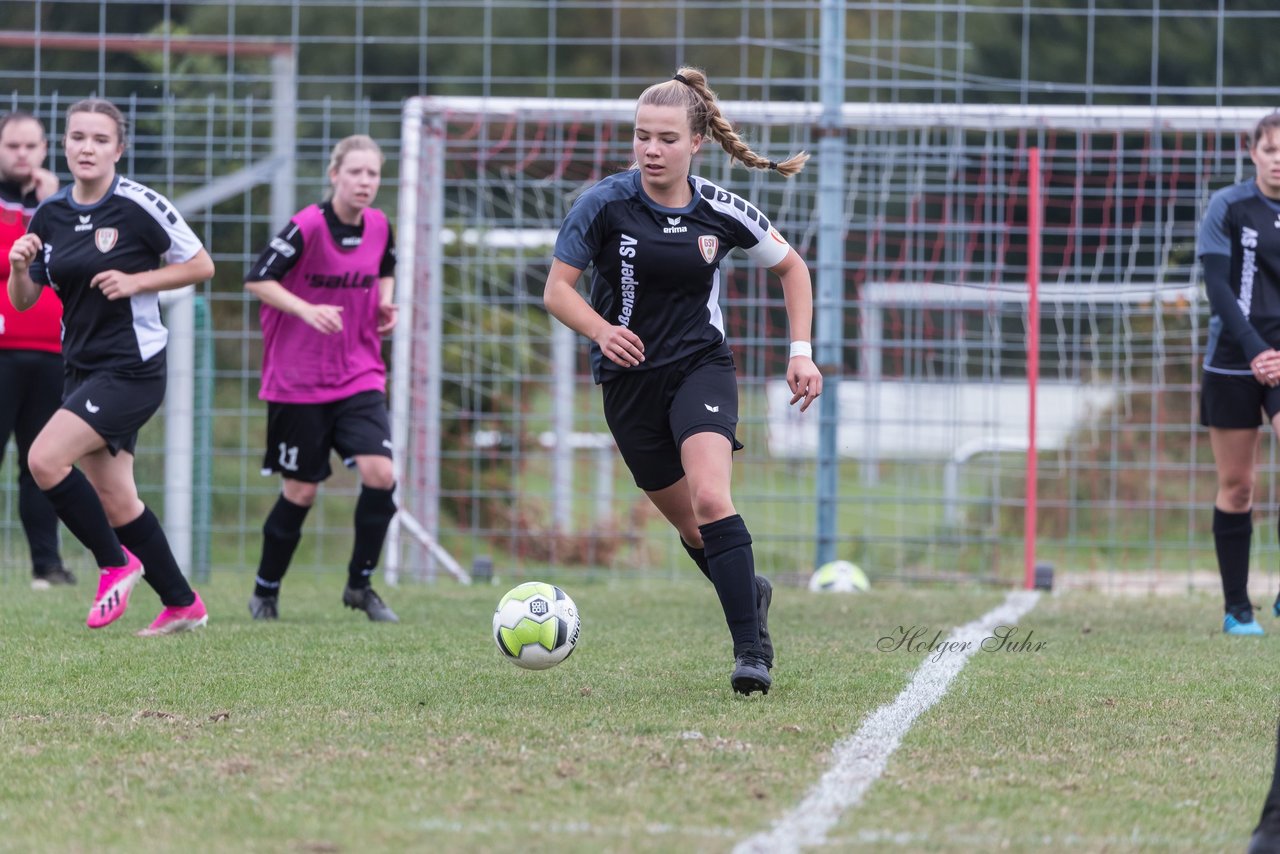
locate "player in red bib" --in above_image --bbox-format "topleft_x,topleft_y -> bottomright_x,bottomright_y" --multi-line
0,111 -> 70,589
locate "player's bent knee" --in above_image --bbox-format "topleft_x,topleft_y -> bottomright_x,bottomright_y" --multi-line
101,496 -> 145,529
356,458 -> 395,491
26,452 -> 68,491
1218,477 -> 1256,511
282,480 -> 320,507
689,493 -> 735,526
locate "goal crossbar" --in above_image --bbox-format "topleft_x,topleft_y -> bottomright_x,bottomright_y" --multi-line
407,96 -> 1267,131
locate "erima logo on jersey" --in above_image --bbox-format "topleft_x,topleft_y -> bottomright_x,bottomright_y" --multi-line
269,236 -> 296,257
340,235 -> 362,247
704,403 -> 720,412
85,400 -> 101,414
663,215 -> 687,234
75,214 -> 92,233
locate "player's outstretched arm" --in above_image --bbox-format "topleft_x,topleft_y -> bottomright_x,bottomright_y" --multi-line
91,249 -> 215,301
376,275 -> 397,335
771,246 -> 822,411
543,257 -> 645,367
7,232 -> 43,312
246,276 -> 345,335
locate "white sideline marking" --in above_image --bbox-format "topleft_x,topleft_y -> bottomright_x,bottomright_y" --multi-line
735,590 -> 1041,854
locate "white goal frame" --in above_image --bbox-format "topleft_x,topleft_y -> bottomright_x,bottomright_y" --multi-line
387,95 -> 1269,584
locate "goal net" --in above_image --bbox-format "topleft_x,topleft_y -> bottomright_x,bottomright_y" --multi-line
391,97 -> 1266,587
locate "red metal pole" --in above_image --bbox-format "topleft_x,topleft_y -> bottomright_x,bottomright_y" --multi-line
1024,147 -> 1041,590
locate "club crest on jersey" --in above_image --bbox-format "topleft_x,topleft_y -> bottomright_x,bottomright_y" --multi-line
698,235 -> 719,264
95,228 -> 119,253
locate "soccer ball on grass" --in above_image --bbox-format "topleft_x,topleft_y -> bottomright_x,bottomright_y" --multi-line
492,582 -> 580,670
808,560 -> 870,593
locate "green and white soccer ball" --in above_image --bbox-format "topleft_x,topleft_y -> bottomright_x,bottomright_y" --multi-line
808,560 -> 870,593
492,582 -> 580,670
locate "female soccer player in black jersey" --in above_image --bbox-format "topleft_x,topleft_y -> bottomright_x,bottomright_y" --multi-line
7,99 -> 215,635
544,67 -> 822,695
1199,111 -> 1280,635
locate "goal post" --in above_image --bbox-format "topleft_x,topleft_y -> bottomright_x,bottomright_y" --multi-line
391,95 -> 1270,584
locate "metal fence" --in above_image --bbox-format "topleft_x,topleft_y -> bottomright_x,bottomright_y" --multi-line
3,1 -> 1280,591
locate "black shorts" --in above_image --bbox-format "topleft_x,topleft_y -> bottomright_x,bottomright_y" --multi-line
601,344 -> 743,492
62,365 -> 166,456
1200,370 -> 1280,428
262,390 -> 393,482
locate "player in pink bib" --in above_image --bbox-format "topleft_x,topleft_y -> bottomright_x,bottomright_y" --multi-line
245,135 -> 400,622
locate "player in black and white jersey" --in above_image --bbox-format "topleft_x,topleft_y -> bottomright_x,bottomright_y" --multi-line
544,67 -> 822,696
1199,111 -> 1280,635
7,99 -> 215,636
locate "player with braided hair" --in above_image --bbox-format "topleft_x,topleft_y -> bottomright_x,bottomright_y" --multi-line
544,67 -> 820,695
652,67 -> 809,177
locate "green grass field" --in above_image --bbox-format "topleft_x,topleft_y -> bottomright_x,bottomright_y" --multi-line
0,571 -> 1274,853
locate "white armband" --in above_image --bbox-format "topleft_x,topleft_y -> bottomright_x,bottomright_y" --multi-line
789,341 -> 812,359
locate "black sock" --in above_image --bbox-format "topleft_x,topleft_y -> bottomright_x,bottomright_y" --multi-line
41,469 -> 125,568
1214,507 -> 1253,615
1257,717 -> 1280,837
255,494 -> 311,598
348,484 -> 397,590
699,514 -> 761,657
18,470 -> 62,571
680,538 -> 712,581
115,507 -> 194,607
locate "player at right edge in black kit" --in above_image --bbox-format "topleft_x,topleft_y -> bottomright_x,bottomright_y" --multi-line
544,67 -> 822,695
1198,111 -> 1280,636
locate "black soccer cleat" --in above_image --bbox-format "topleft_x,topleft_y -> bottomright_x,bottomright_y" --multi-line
1250,827 -> 1280,854
31,565 -> 77,589
755,574 -> 774,669
248,594 -> 279,620
343,584 -> 399,623
731,652 -> 772,696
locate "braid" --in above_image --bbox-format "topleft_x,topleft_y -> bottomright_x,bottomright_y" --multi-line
646,66 -> 809,178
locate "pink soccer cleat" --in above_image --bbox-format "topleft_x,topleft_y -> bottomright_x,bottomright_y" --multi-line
136,591 -> 209,637
86,548 -> 145,629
